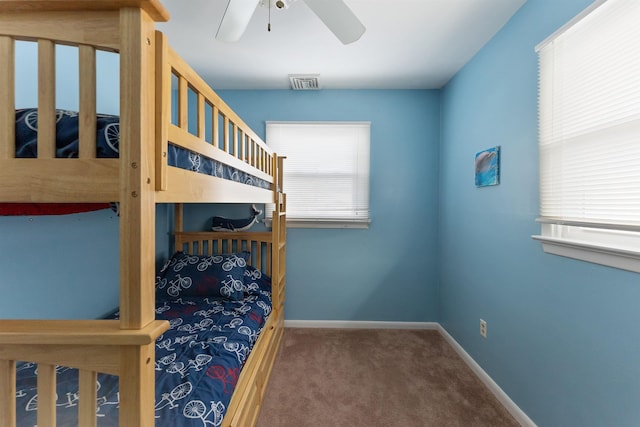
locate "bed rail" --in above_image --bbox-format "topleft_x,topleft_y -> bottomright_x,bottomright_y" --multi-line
0,319 -> 168,427
155,31 -> 276,203
0,8 -> 276,205
0,13 -> 121,202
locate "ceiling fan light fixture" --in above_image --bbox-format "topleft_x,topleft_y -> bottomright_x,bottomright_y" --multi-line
275,0 -> 295,9
289,74 -> 320,90
260,0 -> 295,9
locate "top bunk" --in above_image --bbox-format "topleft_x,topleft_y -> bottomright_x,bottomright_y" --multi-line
0,0 -> 280,207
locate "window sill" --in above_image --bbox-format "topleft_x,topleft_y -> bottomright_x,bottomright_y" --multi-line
265,219 -> 370,229
532,235 -> 640,273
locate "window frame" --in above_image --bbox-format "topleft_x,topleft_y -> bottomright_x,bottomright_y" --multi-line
532,0 -> 640,273
265,121 -> 371,229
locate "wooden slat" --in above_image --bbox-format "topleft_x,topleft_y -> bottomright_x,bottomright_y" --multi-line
0,320 -> 167,346
0,345 -> 120,377
232,124 -> 238,157
37,38 -> 56,159
175,203 -> 184,233
78,370 -> 98,427
78,44 -> 97,159
255,241 -> 262,269
0,158 -> 119,202
223,115 -> 229,153
156,167 -> 274,204
212,105 -> 219,149
197,92 -> 205,138
155,30 -> 170,191
0,12 -> 120,51
278,156 -> 285,190
37,364 -> 56,427
0,1 -> 170,23
178,75 -> 187,130
0,36 -> 15,160
0,360 -> 16,427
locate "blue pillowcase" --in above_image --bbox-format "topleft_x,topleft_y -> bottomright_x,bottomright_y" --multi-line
156,251 -> 250,301
243,265 -> 272,294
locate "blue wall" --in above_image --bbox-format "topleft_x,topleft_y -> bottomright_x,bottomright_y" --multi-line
194,90 -> 442,321
438,0 -> 640,426
0,211 -> 120,319
0,205 -> 172,319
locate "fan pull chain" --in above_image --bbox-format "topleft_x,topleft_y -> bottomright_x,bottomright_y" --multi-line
268,0 -> 272,31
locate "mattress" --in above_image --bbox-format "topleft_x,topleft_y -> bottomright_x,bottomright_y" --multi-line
14,289 -> 272,426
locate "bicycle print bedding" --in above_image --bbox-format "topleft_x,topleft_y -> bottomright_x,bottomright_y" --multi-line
13,282 -> 272,426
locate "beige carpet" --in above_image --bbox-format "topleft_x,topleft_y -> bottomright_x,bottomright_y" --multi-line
256,328 -> 519,427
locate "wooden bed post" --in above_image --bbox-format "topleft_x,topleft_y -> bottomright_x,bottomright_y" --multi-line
272,156 -> 287,317
175,203 -> 184,233
0,360 -> 16,426
119,5 -> 158,427
0,36 -> 14,160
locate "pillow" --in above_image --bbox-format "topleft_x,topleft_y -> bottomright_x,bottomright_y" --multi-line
242,265 -> 272,294
156,251 -> 250,301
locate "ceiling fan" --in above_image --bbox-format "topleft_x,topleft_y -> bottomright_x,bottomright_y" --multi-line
216,0 -> 366,45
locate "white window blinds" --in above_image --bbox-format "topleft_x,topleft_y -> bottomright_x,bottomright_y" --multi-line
266,122 -> 370,227
533,0 -> 640,272
537,0 -> 640,229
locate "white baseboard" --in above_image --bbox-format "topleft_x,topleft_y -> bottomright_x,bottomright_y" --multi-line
284,320 -> 439,330
437,325 -> 537,427
282,319 -> 535,427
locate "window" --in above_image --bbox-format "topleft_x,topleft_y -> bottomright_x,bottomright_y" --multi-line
266,121 -> 370,228
533,0 -> 640,273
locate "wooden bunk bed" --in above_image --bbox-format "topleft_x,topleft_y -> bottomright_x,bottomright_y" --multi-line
0,1 -> 287,426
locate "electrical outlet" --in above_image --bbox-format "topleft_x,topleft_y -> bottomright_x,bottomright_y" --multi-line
480,319 -> 487,338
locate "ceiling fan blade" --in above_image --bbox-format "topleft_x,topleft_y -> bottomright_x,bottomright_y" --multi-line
216,0 -> 260,42
303,0 -> 365,44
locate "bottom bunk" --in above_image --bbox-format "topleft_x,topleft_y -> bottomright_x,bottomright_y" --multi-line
5,232 -> 284,427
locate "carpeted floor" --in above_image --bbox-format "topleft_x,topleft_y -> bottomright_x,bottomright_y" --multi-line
256,328 -> 519,427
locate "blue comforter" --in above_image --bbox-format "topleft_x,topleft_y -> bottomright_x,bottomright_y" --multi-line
14,291 -> 272,427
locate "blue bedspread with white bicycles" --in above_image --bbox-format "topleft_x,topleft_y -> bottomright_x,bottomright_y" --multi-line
14,281 -> 272,426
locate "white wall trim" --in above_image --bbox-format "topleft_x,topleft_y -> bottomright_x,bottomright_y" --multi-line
437,325 -> 537,427
284,320 -> 439,330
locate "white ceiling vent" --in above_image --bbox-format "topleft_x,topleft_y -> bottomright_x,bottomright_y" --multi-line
289,74 -> 320,90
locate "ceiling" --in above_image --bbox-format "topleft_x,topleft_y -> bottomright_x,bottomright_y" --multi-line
156,0 -> 526,90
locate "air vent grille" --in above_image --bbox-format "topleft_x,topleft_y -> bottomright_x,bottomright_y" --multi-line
289,75 -> 320,90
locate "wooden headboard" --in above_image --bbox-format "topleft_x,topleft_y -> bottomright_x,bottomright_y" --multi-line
174,231 -> 274,277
